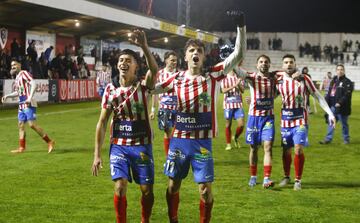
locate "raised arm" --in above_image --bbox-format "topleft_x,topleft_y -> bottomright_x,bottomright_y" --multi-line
222,13 -> 246,75
128,29 -> 158,89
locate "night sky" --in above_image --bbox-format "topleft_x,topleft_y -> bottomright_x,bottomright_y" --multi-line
106,0 -> 360,33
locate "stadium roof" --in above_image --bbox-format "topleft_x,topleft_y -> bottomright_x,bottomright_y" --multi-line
0,0 -> 219,49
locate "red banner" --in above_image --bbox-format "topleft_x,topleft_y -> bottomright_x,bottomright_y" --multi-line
58,80 -> 100,101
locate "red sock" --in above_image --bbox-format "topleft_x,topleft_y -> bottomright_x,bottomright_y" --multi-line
19,138 -> 26,149
250,165 -> 257,176
141,193 -> 154,223
225,127 -> 231,144
264,165 -> 272,178
235,126 -> 244,139
199,199 -> 213,223
114,194 -> 127,223
294,153 -> 305,180
164,138 -> 170,156
166,191 -> 179,223
282,152 -> 292,177
42,134 -> 51,143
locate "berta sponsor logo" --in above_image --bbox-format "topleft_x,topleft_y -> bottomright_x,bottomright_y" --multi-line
177,116 -> 196,123
257,100 -> 272,106
115,123 -> 132,131
282,110 -> 294,116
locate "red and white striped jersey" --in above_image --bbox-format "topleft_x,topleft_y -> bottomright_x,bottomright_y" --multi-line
15,70 -> 36,110
221,75 -> 243,109
96,70 -> 111,88
153,68 -> 225,139
276,72 -> 317,127
102,82 -> 152,146
156,68 -> 177,110
246,72 -> 276,116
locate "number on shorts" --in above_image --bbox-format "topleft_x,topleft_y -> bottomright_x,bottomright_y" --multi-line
110,164 -> 115,176
165,160 -> 175,173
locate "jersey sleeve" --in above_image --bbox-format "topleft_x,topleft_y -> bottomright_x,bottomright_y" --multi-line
101,84 -> 115,109
304,74 -> 317,95
150,72 -> 177,94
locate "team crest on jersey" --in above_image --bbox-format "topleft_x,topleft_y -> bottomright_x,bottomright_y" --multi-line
199,92 -> 210,105
264,121 -> 273,129
295,95 -> 303,104
131,102 -> 144,114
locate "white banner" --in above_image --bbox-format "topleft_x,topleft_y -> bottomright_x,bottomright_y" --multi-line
3,79 -> 49,104
26,31 -> 56,59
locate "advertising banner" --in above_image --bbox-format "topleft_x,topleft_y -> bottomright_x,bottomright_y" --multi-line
58,80 -> 100,101
3,79 -> 49,104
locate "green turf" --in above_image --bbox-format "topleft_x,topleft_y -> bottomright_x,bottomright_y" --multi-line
0,92 -> 359,223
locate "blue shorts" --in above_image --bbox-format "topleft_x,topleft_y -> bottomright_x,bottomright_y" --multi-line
245,115 -> 275,145
98,87 -> 105,97
281,125 -> 308,149
109,144 -> 154,185
158,108 -> 176,131
224,108 -> 245,120
18,107 -> 36,122
164,138 -> 214,183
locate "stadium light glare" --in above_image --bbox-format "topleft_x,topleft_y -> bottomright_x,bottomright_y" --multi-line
164,37 -> 168,43
75,22 -> 80,27
127,33 -> 132,37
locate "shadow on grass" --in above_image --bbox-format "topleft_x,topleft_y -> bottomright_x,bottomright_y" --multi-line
52,147 -> 91,154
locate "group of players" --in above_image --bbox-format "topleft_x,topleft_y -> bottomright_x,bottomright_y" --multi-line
2,13 -> 337,223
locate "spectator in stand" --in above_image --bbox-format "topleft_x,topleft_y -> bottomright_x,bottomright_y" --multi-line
10,38 -> 20,60
268,38 -> 272,50
352,52 -> 358,66
44,46 -> 54,64
39,52 -> 48,79
27,40 -> 37,63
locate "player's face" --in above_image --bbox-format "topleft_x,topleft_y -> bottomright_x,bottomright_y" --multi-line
165,55 -> 177,71
10,61 -> 20,77
185,44 -> 204,70
336,66 -> 345,77
117,54 -> 138,79
282,58 -> 296,74
256,57 -> 270,73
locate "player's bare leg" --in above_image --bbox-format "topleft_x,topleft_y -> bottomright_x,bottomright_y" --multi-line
199,182 -> 213,223
114,179 -> 128,223
225,119 -> 232,150
233,118 -> 244,148
166,178 -> 182,223
163,127 -> 173,156
28,120 -> 55,153
263,141 -> 274,188
248,145 -> 258,187
11,121 -> 26,153
140,184 -> 154,223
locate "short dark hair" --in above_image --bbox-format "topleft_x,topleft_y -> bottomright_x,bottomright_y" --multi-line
184,39 -> 205,52
256,54 -> 271,63
336,64 -> 345,70
282,54 -> 296,61
164,51 -> 177,60
119,49 -> 141,65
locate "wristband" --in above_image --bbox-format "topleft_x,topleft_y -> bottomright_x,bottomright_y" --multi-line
151,107 -> 155,113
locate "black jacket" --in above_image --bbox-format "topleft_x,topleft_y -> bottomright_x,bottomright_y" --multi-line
325,75 -> 353,116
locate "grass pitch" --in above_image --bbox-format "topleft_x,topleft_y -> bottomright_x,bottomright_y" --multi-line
0,92 -> 359,223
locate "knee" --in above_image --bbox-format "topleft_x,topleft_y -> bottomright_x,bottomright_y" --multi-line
114,180 -> 127,196
28,122 -> 36,129
168,179 -> 181,194
294,145 -> 303,155
199,184 -> 212,201
18,122 -> 25,130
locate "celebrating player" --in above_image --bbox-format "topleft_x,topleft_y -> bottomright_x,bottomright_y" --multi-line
91,30 -> 158,223
151,14 -> 246,223
220,67 -> 245,150
276,54 -> 336,190
1,60 -> 55,153
234,55 -> 277,188
149,51 -> 178,155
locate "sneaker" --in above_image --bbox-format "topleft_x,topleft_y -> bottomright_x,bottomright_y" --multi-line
225,144 -> 232,151
263,178 -> 275,189
319,140 -> 331,145
248,176 -> 257,187
278,177 -> 291,187
232,136 -> 241,149
48,140 -> 55,153
11,147 -> 25,153
294,180 -> 302,191
344,140 -> 350,145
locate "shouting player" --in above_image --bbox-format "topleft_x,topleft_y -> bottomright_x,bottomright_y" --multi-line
2,60 -> 55,153
91,30 -> 158,223
151,14 -> 246,223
